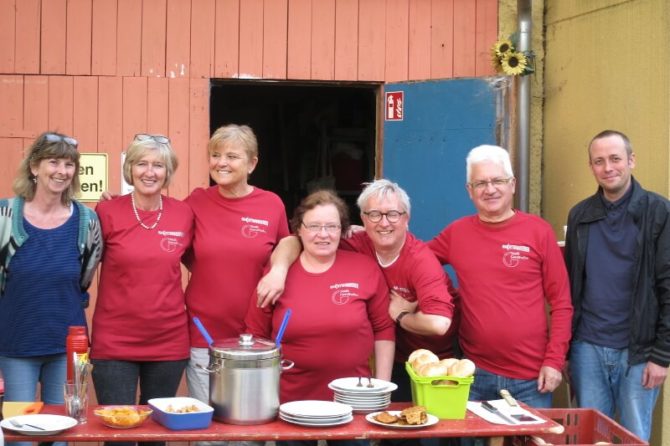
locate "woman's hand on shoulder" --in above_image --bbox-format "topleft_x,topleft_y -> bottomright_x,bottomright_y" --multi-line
344,224 -> 365,239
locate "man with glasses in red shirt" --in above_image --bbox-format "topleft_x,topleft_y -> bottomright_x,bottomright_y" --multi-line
428,144 -> 573,408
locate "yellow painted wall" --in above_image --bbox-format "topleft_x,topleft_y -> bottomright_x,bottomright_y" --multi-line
543,0 -> 670,234
542,1 -> 670,446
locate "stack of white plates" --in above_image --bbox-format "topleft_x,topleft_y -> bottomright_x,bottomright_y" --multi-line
329,377 -> 398,413
279,400 -> 353,427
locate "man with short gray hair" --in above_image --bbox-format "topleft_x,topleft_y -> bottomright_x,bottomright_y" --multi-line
428,144 -> 573,408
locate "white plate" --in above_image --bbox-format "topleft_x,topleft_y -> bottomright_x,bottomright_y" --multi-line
280,400 -> 352,418
0,414 -> 78,436
329,378 -> 398,393
335,395 -> 391,403
279,413 -> 354,427
365,411 -> 439,429
279,412 -> 351,423
344,404 -> 391,411
336,401 -> 391,409
336,397 -> 390,406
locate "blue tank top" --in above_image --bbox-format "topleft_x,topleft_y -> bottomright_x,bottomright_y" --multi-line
0,205 -> 85,357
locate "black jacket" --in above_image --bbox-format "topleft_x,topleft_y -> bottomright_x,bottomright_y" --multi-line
565,177 -> 670,367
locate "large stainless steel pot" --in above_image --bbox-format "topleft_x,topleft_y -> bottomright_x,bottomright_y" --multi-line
204,334 -> 293,425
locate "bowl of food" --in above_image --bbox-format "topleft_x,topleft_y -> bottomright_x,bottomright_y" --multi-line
94,406 -> 153,429
148,397 -> 213,430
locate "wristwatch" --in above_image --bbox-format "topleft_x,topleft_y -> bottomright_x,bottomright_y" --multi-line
395,311 -> 410,325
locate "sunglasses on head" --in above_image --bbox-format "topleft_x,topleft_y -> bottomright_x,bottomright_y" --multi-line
134,133 -> 170,144
44,133 -> 78,147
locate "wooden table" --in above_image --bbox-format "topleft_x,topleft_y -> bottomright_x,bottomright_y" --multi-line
2,403 -> 563,443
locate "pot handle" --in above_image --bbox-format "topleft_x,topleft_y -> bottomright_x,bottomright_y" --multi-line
196,362 -> 221,374
280,359 -> 294,371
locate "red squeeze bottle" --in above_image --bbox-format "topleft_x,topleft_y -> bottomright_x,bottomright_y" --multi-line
66,326 -> 89,383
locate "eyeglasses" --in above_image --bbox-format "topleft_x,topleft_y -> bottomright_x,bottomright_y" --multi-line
363,210 -> 406,223
44,133 -> 78,147
301,223 -> 342,234
134,133 -> 170,144
468,177 -> 514,191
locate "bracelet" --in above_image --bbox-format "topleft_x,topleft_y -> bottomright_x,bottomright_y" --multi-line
395,311 -> 410,325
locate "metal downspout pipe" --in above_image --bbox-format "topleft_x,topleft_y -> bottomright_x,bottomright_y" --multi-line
516,0 -> 531,212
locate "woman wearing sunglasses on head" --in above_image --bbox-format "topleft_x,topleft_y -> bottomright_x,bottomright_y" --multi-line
0,132 -> 102,412
90,135 -> 193,446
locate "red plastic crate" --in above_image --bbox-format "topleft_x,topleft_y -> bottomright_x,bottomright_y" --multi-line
516,409 -> 647,446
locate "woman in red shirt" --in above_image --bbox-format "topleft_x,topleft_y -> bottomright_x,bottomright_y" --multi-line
246,190 -> 395,408
91,134 -> 193,446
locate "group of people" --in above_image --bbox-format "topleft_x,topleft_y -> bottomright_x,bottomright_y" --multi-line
0,127 -> 667,446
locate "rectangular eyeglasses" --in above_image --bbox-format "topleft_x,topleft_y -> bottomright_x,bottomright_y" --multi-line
301,223 -> 342,234
468,177 -> 513,191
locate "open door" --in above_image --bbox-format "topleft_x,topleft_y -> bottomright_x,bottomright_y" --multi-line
382,78 -> 505,241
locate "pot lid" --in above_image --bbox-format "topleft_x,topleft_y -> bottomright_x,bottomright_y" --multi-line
210,334 -> 279,360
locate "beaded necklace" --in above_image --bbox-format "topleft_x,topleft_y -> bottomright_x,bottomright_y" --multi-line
131,192 -> 163,230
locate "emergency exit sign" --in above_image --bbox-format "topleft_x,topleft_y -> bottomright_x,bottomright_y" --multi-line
385,91 -> 404,121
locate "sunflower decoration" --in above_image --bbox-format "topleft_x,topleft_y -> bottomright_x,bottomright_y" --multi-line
501,51 -> 528,76
493,39 -> 513,57
491,35 -> 534,76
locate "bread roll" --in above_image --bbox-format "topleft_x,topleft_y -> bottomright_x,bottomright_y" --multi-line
417,361 -> 450,377
408,349 -> 434,364
450,359 -> 476,377
439,358 -> 459,373
409,350 -> 439,371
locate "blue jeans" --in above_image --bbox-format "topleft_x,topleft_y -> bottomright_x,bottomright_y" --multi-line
569,340 -> 660,441
469,366 -> 552,408
92,358 -> 188,446
461,367 -> 552,446
0,354 -> 67,446
0,354 -> 67,403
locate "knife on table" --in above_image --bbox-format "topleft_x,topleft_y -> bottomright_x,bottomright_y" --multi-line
499,389 -> 518,407
481,400 -> 518,424
498,390 -> 540,422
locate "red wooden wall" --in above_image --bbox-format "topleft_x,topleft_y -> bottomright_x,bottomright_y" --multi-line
0,0 -> 498,198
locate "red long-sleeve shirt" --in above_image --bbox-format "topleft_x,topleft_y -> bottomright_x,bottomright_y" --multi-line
341,231 -> 456,361
428,212 -> 573,379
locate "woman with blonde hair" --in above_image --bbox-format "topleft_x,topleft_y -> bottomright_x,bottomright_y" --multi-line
184,124 -> 289,405
0,131 -> 102,408
91,134 -> 193,446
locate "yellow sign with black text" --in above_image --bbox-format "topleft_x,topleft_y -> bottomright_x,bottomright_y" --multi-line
76,153 -> 108,202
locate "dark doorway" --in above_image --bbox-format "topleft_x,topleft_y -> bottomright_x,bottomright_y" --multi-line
209,81 -> 378,223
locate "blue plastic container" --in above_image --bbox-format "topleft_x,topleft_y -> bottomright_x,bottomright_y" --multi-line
148,397 -> 214,430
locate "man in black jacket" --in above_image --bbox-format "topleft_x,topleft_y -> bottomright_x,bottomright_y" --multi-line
565,129 -> 670,441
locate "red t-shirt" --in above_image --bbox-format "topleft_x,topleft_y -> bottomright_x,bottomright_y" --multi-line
428,212 -> 573,379
185,186 -> 289,346
245,250 -> 395,403
341,231 -> 456,361
91,194 -> 193,361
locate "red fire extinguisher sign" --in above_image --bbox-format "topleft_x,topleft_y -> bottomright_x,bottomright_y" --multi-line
385,91 -> 404,121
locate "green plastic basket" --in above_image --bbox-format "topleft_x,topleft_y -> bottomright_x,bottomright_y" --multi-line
405,362 -> 474,419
